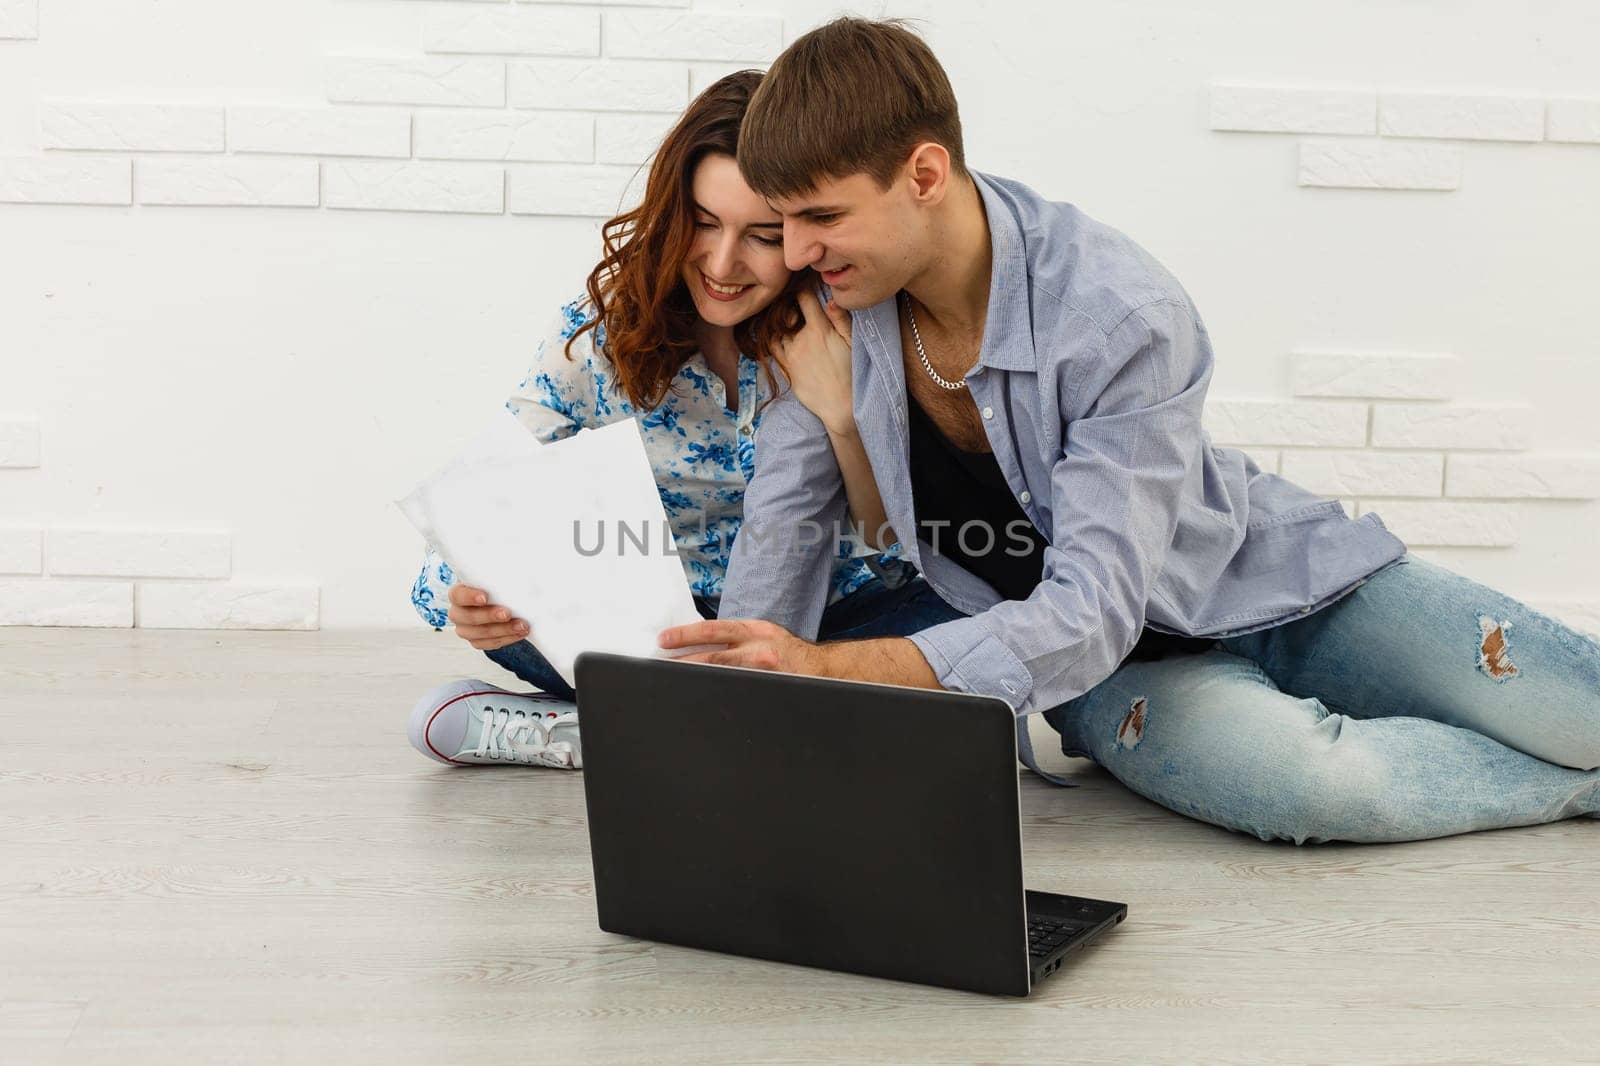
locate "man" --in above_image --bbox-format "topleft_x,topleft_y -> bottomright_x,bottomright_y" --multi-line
660,18 -> 1600,844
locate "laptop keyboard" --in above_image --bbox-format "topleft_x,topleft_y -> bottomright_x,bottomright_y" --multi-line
1028,915 -> 1079,958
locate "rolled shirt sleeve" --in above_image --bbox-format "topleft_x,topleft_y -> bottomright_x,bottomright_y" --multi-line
907,299 -> 1213,715
503,306 -> 597,444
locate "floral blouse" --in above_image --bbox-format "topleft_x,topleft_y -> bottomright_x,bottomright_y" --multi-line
410,298 -> 887,629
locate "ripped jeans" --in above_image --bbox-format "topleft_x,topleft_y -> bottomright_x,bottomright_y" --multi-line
1043,553 -> 1600,844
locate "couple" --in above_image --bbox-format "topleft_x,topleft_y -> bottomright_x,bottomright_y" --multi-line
408,67 -> 949,763
411,18 -> 1600,846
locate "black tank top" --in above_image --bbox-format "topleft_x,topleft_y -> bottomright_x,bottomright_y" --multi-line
905,395 -> 1213,662
906,395 -> 1047,602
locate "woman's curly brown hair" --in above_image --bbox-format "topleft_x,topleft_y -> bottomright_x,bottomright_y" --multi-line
565,70 -> 804,411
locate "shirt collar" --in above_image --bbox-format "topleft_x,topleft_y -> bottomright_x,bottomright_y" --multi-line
858,170 -> 1037,376
971,170 -> 1037,373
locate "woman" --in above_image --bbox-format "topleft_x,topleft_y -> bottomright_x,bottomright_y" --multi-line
406,71 -> 925,770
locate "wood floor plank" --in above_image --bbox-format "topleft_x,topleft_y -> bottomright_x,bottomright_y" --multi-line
2,628 -> 1596,1063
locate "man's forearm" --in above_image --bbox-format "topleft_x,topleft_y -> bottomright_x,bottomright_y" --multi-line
807,636 -> 942,690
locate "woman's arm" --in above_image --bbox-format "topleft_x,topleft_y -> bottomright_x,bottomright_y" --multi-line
772,289 -> 898,551
825,423 -> 895,551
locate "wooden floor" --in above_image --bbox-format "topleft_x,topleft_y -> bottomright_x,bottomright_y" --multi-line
2,627 -> 1597,1065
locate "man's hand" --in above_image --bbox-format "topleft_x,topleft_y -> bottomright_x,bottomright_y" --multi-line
658,618 -> 821,673
658,618 -> 944,690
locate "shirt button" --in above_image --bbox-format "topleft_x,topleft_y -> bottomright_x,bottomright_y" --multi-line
982,406 -> 994,420
1019,491 -> 1032,505
1300,606 -> 1312,614
739,424 -> 752,436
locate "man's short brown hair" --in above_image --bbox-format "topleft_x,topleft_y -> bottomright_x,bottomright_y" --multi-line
737,17 -> 967,200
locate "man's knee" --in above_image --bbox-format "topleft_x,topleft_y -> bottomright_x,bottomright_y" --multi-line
1545,691 -> 1600,770
1242,714 -> 1403,845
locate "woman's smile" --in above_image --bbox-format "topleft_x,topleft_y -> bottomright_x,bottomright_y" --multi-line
700,272 -> 754,301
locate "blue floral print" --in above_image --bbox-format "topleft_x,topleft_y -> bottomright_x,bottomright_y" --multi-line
685,440 -> 738,473
410,553 -> 452,629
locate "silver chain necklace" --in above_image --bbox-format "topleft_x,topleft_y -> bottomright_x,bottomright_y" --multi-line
902,292 -> 968,391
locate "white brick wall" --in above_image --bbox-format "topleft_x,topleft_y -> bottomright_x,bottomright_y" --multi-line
1239,448 -> 1280,475
47,530 -> 231,579
508,164 -> 641,217
1299,140 -> 1463,191
0,419 -> 42,466
0,6 -> 728,228
1203,400 -> 1368,447
1212,82 -> 1591,192
138,584 -> 320,630
1206,348 -> 1600,560
1548,99 -> 1600,144
0,0 -> 730,630
603,12 -> 782,62
1370,404 -> 1531,450
40,102 -> 225,152
508,60 -> 686,112
324,161 -> 504,214
0,20 -> 1588,229
1361,501 -> 1520,547
228,108 -> 411,159
1209,85 -> 1376,135
596,114 -> 677,165
0,528 -> 43,574
1378,93 -> 1544,143
0,529 -> 323,630
1446,455 -> 1600,499
138,158 -> 320,207
0,399 -> 324,628
0,581 -> 134,628
691,64 -> 757,98
415,111 -> 593,162
0,158 -> 131,205
327,57 -> 506,108
4,3 -> 1598,631
423,8 -> 601,57
1279,451 -> 1443,498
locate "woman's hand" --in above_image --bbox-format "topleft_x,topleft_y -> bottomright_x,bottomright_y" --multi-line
447,583 -> 529,651
772,288 -> 857,439
772,288 -> 897,550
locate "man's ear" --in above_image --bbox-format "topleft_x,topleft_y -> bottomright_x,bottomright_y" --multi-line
904,142 -> 952,207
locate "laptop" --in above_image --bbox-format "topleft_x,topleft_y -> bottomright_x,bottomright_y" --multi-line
573,652 -> 1127,997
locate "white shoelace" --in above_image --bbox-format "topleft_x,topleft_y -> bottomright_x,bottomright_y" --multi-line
472,705 -> 578,768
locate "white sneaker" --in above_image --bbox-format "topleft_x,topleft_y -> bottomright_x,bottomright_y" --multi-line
408,679 -> 581,769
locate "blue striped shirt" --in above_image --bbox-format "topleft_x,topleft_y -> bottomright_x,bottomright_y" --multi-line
718,172 -> 1407,715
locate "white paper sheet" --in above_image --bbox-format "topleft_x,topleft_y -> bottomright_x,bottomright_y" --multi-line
397,412 -> 708,687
